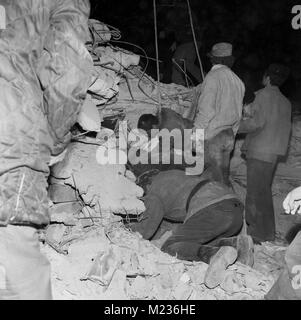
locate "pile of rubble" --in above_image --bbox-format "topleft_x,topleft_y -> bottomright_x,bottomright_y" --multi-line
42,224 -> 280,300
42,19 -> 296,300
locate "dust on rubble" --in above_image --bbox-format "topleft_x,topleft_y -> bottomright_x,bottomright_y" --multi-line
41,221 -> 283,300
42,20 -> 294,300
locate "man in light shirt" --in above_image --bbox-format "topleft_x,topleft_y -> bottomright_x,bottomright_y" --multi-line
191,43 -> 245,185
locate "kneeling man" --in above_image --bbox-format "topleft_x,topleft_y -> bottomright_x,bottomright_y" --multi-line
130,169 -> 252,288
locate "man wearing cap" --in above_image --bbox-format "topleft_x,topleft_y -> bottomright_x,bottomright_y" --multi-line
239,64 -> 292,243
190,42 -> 245,186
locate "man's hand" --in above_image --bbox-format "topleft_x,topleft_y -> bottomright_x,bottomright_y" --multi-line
283,186 -> 301,215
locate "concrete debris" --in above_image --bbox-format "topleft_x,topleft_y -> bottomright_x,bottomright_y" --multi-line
49,149 -> 68,167
46,224 -> 67,245
84,248 -> 119,286
42,19 -> 293,300
253,243 -> 287,281
77,95 -> 101,132
88,20 -> 112,43
220,271 -> 244,294
172,282 -> 193,300
49,202 -> 81,226
128,276 -> 149,299
187,263 -> 208,285
89,67 -> 121,103
93,46 -> 140,73
50,142 -> 145,220
48,184 -> 78,204
42,223 -> 278,300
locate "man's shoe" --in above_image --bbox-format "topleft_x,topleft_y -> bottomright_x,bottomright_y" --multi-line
210,235 -> 254,267
204,246 -> 238,289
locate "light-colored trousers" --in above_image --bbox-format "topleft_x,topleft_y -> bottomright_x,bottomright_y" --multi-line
0,225 -> 52,300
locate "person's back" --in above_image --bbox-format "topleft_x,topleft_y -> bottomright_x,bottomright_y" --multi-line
198,65 -> 245,139
193,43 -> 245,140
245,86 -> 291,157
133,169 -> 239,239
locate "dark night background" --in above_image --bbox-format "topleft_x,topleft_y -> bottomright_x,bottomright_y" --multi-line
90,0 -> 301,111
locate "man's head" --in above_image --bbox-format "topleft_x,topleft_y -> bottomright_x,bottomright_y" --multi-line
137,114 -> 159,135
263,64 -> 290,87
208,42 -> 235,68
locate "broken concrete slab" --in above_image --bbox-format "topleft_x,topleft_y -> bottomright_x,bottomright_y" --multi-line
48,184 -> 78,204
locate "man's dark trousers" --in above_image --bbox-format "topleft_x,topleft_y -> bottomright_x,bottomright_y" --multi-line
161,199 -> 243,261
246,158 -> 277,242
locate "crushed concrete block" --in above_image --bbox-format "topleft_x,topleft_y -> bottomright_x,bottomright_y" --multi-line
220,271 -> 245,294
243,273 -> 265,291
48,184 -> 78,204
49,203 -> 81,226
120,252 -> 140,276
180,273 -> 190,284
128,276 -> 149,299
77,95 -> 101,132
172,282 -> 193,300
93,46 -> 140,73
46,224 -> 67,245
187,263 -> 208,285
103,270 -> 128,300
137,255 -> 159,276
50,202 -> 82,216
157,267 -> 175,290
149,281 -> 172,300
85,248 -> 120,286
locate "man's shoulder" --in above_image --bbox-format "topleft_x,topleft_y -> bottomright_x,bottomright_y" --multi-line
203,67 -> 222,83
211,66 -> 243,82
255,87 -> 266,96
276,90 -> 291,107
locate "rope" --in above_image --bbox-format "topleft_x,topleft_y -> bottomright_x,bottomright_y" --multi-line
153,0 -> 162,117
186,0 -> 204,82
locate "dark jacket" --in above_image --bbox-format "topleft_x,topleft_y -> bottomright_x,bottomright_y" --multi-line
133,170 -> 239,239
240,86 -> 292,160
